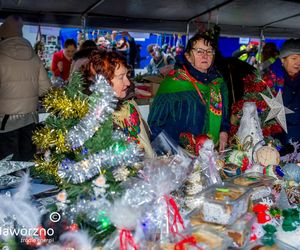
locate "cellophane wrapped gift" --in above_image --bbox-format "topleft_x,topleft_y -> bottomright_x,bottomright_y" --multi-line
190,225 -> 232,250
120,154 -> 205,249
191,182 -> 252,225
228,172 -> 276,207
190,210 -> 255,248
103,198 -> 142,250
184,139 -> 222,210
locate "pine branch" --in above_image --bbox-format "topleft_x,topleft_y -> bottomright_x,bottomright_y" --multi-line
65,72 -> 87,99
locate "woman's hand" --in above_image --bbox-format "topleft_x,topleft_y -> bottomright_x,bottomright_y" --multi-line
219,131 -> 228,152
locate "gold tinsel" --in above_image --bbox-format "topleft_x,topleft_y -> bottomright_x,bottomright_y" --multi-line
32,127 -> 70,153
43,88 -> 89,119
34,156 -> 62,185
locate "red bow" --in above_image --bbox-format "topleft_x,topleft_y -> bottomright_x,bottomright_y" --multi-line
119,228 -> 139,250
164,195 -> 185,236
175,236 -> 203,250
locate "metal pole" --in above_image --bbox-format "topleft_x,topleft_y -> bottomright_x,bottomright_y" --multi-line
81,15 -> 86,30
186,21 -> 190,45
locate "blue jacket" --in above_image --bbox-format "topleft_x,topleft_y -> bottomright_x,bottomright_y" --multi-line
269,58 -> 300,144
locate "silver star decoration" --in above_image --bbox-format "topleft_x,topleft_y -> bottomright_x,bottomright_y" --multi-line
260,88 -> 294,133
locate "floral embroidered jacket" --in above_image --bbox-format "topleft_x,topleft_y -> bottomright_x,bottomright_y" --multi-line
113,100 -> 155,158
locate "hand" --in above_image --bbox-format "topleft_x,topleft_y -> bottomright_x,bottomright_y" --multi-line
57,61 -> 63,72
219,131 -> 228,152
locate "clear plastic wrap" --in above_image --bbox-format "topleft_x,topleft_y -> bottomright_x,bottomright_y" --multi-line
191,225 -> 232,250
226,212 -> 256,248
192,182 -> 252,225
193,139 -> 222,187
183,140 -> 223,211
140,166 -> 186,244
120,153 -> 198,248
150,131 -> 191,157
103,199 -> 142,250
228,172 -> 275,201
190,212 -> 255,249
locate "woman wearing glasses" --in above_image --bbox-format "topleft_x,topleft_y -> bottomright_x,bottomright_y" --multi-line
148,33 -> 230,152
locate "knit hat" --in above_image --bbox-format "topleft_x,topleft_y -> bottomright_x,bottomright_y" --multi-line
0,15 -> 23,39
280,38 -> 300,58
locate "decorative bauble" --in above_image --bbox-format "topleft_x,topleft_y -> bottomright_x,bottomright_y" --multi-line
283,163 -> 300,183
225,149 -> 250,171
195,134 -> 210,155
254,144 -> 280,167
179,133 -> 210,155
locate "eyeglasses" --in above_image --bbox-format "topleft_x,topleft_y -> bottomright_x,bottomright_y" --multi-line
192,48 -> 215,56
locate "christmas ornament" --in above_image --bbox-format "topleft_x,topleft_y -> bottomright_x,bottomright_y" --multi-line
277,188 -> 292,210
254,142 -> 280,167
92,175 -> 109,197
179,133 -> 210,155
282,208 -> 300,231
237,102 -> 264,162
195,134 -> 210,155
112,166 -> 130,182
283,163 -> 300,183
260,88 -> 294,133
261,224 -> 277,246
225,149 -> 249,172
252,204 -> 271,224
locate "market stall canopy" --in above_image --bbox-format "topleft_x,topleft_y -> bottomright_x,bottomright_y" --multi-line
1,0 -> 300,37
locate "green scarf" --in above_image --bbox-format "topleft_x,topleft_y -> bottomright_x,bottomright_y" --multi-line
155,69 -> 224,143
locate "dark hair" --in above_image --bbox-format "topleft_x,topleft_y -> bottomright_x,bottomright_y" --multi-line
79,40 -> 97,50
185,33 -> 216,53
262,42 -> 279,62
64,38 -> 77,48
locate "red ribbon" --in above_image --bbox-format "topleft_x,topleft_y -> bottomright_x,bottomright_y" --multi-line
175,236 -> 203,250
119,228 -> 139,250
164,195 -> 185,236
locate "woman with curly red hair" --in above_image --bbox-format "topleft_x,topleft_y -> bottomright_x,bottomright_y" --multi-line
82,50 -> 154,158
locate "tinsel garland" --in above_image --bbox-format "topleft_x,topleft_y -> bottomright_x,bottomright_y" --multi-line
34,73 -> 143,185
33,156 -> 62,184
43,88 -> 89,119
32,127 -> 69,153
66,75 -> 117,149
58,131 -> 143,184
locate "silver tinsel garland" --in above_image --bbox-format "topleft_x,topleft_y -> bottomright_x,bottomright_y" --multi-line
66,75 -> 117,149
57,74 -> 143,183
58,131 -> 143,184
